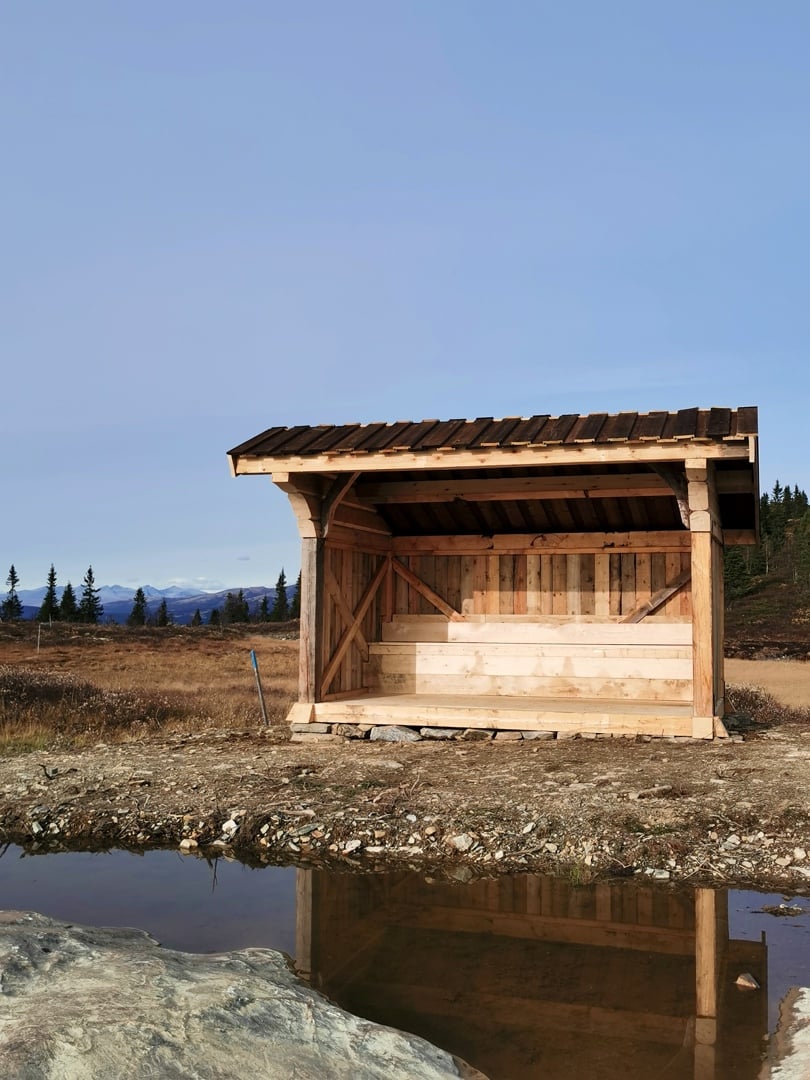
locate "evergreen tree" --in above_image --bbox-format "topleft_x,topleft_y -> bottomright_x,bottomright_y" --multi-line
37,564 -> 60,622
208,607 -> 221,627
190,608 -> 202,627
270,569 -> 289,622
723,547 -> 749,598
223,589 -> 250,624
127,587 -> 148,627
59,581 -> 78,621
0,565 -> 23,621
78,566 -> 103,624
290,571 -> 301,619
156,598 -> 170,626
258,595 -> 270,622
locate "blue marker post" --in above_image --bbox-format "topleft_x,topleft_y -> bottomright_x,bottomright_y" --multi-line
250,649 -> 269,727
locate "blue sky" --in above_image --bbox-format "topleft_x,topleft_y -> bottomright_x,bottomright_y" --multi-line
2,2 -> 807,593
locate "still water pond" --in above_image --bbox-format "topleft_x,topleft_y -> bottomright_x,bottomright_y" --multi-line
2,846 -> 810,1079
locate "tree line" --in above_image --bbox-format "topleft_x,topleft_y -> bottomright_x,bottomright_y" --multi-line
1,564 -> 102,623
0,564 -> 301,628
724,480 -> 810,597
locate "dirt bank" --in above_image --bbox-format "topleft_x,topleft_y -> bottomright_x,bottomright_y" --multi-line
2,700 -> 809,891
0,627 -> 808,890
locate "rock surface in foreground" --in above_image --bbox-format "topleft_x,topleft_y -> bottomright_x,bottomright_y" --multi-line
0,912 -> 485,1080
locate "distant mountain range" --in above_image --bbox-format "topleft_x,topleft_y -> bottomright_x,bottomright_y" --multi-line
14,585 -> 283,625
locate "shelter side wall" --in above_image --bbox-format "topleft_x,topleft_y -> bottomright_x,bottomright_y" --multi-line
320,544 -> 386,698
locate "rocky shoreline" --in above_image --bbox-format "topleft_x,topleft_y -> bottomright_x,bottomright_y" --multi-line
1,719 -> 809,892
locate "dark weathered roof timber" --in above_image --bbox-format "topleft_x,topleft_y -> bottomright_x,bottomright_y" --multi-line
229,407 -> 758,461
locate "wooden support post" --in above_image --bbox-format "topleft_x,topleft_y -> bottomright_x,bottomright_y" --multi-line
294,868 -> 314,982
299,536 -> 325,703
688,462 -> 721,739
694,888 -> 718,1080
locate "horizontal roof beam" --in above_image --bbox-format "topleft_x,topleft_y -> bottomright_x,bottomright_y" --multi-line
389,531 -> 691,555
357,473 -> 673,504
232,440 -> 753,477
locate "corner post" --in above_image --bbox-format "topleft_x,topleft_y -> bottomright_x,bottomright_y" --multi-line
694,888 -> 719,1079
299,535 -> 325,703
687,460 -> 725,738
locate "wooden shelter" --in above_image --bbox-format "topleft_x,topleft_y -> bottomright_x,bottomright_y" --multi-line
228,407 -> 759,739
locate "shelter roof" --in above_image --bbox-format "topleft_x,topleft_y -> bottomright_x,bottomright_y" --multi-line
229,407 -> 758,468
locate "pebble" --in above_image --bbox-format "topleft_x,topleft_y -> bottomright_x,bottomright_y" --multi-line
449,834 -> 474,852
343,839 -> 362,854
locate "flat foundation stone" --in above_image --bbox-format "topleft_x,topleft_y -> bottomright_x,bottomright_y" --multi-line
290,722 -> 331,733
370,725 -> 422,743
494,731 -> 523,741
420,727 -> 459,739
521,730 -> 555,740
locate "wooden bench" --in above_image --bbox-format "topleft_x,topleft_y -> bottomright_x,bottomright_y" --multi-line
366,615 -> 693,704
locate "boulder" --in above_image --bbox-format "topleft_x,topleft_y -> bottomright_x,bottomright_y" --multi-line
0,912 -> 486,1080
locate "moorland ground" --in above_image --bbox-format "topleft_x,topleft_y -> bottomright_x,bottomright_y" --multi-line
0,622 -> 808,889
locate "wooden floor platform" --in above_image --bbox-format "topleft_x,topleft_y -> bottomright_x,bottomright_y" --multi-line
313,693 -> 696,738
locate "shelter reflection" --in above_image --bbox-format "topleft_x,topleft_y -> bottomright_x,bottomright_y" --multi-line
295,870 -> 767,1080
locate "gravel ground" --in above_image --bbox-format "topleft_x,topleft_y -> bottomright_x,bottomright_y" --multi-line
2,713 -> 809,890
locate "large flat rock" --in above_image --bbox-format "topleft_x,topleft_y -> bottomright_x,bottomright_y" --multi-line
0,912 -> 485,1080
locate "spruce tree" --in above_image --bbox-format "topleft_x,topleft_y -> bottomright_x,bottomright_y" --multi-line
223,589 -> 249,624
156,598 -> 169,627
59,581 -> 78,621
127,588 -> 147,627
0,565 -> 23,621
290,571 -> 301,619
257,595 -> 270,622
209,608 -> 221,627
271,569 -> 289,622
78,566 -> 103,624
37,564 -> 60,622
190,608 -> 202,626
723,547 -> 749,598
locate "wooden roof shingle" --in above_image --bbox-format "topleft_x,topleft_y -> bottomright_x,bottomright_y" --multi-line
229,407 -> 758,462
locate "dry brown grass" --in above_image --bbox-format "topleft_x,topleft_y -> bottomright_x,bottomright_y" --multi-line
0,623 -> 298,751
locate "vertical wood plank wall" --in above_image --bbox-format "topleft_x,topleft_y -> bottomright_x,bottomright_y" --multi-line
320,546 -> 692,698
392,552 -> 692,620
322,546 -> 386,696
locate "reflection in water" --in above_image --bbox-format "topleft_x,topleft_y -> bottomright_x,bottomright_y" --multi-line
1,847 -> 803,1078
295,871 -> 768,1080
